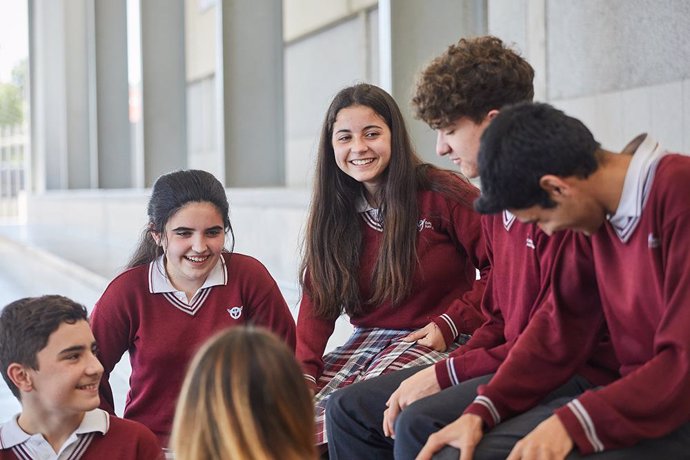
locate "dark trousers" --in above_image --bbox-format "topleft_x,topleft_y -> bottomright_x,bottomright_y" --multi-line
327,366 -> 595,460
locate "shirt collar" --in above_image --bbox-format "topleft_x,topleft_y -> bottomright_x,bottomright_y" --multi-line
502,210 -> 516,231
148,254 -> 227,294
0,409 -> 109,449
355,192 -> 376,213
608,133 -> 667,242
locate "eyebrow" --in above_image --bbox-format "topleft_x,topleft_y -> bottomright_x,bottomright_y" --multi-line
58,345 -> 87,356
171,225 -> 224,232
334,124 -> 383,134
58,341 -> 98,356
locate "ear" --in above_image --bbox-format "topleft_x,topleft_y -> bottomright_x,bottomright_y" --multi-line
485,109 -> 500,122
150,227 -> 162,246
7,363 -> 33,393
539,175 -> 572,201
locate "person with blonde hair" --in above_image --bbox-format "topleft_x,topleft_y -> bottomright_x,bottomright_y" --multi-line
171,326 -> 316,460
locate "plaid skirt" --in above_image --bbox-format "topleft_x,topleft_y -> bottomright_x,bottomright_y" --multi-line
314,327 -> 470,445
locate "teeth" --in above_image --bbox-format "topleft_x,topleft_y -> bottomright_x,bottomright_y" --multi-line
351,158 -> 375,166
186,256 -> 208,263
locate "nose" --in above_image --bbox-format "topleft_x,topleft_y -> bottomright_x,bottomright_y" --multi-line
351,135 -> 368,153
436,131 -> 450,156
88,352 -> 104,376
192,235 -> 208,253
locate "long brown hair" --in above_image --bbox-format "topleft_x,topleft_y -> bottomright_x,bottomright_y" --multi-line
300,83 -> 474,320
171,327 -> 315,460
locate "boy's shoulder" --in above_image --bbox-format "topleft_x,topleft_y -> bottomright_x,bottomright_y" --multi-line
88,413 -> 162,458
0,410 -> 162,460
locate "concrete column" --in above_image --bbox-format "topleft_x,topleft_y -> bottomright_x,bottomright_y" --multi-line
217,0 -> 285,186
29,0 -> 94,191
379,0 -> 487,165
139,0 -> 187,186
94,1 -> 132,188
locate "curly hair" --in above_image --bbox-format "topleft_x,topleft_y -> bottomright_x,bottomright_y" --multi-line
412,36 -> 534,129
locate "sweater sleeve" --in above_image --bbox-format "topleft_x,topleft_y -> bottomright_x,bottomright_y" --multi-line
241,258 -> 296,351
555,210 -> 690,454
90,277 -> 135,415
436,227 -> 567,388
463,233 -> 605,429
431,197 -> 489,345
295,276 -> 337,389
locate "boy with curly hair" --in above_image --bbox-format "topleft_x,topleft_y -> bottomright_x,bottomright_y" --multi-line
326,36 -> 618,460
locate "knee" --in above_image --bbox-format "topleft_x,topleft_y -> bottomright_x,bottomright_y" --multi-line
326,385 -> 356,423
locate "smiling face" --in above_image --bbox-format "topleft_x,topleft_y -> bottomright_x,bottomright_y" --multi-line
154,201 -> 226,296
23,320 -> 102,418
332,104 -> 392,199
435,113 -> 495,179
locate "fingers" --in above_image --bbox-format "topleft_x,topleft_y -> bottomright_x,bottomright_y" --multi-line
383,392 -> 401,437
415,431 -> 455,460
403,329 -> 426,342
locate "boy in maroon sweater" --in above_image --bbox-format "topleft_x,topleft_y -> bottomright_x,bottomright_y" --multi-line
0,296 -> 161,460
326,37 -> 618,460
418,102 -> 690,459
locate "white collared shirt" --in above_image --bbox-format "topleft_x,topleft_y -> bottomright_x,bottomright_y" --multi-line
148,253 -> 227,304
608,134 -> 667,243
0,409 -> 109,460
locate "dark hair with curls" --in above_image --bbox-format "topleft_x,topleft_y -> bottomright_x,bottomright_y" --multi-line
301,83 -> 476,320
0,295 -> 88,399
127,169 -> 235,269
171,327 -> 316,460
475,102 -> 601,214
412,36 -> 534,129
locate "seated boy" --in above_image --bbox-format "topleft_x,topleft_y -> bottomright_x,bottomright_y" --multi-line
0,295 -> 162,459
418,102 -> 690,459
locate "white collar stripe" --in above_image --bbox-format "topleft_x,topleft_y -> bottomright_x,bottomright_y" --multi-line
11,445 -> 31,460
67,433 -> 95,460
503,210 -> 516,231
163,288 -> 212,316
361,210 -> 383,232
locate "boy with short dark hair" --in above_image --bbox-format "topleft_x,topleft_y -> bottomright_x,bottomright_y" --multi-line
418,101 -> 690,459
0,295 -> 162,459
326,37 -> 618,460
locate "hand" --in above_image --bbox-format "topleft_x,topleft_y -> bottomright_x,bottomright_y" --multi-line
416,414 -> 484,460
383,366 -> 441,437
403,322 -> 447,351
506,415 -> 573,460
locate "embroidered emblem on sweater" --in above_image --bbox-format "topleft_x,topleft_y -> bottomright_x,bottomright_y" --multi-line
417,218 -> 433,231
526,237 -> 536,249
227,306 -> 243,319
648,233 -> 661,249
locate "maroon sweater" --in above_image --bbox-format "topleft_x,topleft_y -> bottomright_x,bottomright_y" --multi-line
466,154 -> 690,454
297,182 -> 489,382
435,214 -> 618,388
0,414 -> 162,460
91,252 -> 295,445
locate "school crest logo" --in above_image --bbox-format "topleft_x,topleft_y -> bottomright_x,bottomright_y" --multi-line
417,218 -> 433,232
227,306 -> 243,319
